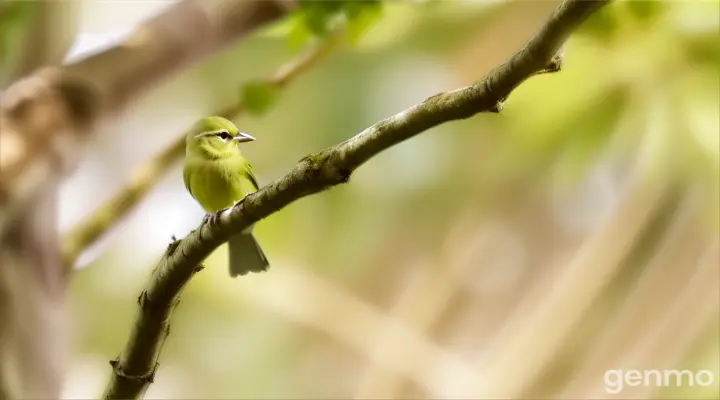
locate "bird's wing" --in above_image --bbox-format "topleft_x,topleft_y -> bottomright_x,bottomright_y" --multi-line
183,164 -> 196,199
244,162 -> 260,191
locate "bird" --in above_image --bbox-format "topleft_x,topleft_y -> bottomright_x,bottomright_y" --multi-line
183,116 -> 269,277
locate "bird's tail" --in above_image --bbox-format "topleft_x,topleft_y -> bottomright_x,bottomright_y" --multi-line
228,232 -> 270,277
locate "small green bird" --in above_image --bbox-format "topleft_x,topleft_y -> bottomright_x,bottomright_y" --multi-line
183,116 -> 269,276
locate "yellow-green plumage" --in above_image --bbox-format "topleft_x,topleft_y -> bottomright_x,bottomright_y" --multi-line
183,154 -> 258,212
183,116 -> 269,276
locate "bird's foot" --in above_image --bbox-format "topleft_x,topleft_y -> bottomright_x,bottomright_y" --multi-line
202,210 -> 224,226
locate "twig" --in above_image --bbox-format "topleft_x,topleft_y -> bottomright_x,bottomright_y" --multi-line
61,35 -> 339,273
103,1 -> 611,399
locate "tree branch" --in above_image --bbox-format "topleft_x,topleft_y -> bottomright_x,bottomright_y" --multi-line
104,1 -> 611,398
61,35 -> 339,274
0,0 -> 294,237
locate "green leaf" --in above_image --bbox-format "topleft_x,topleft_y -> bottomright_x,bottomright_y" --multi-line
343,0 -> 382,19
295,1 -> 383,40
285,13 -> 312,52
280,1 -> 384,51
297,1 -> 336,36
344,1 -> 383,45
241,81 -> 280,116
625,0 -> 664,24
301,10 -> 329,36
258,14 -> 295,38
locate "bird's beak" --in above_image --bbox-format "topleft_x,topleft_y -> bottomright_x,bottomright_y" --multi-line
233,132 -> 256,143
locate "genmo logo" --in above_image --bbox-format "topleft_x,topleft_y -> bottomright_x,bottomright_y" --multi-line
603,369 -> 716,394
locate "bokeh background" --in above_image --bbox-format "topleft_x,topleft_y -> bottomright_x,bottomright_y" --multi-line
3,0 -> 718,399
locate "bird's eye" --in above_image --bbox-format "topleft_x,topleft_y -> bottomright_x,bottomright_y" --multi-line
216,132 -> 231,141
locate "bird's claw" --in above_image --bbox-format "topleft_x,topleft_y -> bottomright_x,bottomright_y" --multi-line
204,194 -> 253,226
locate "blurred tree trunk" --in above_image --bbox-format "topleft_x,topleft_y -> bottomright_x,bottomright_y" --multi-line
0,1 -> 291,398
0,3 -> 79,398
0,187 -> 67,399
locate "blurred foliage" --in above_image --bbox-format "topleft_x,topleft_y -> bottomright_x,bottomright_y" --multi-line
0,1 -> 35,85
241,80 -> 280,116
262,0 -> 384,51
1,0 -> 718,398
294,0 -> 382,43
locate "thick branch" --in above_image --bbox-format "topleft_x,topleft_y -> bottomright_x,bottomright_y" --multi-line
61,36 -> 337,273
0,0 -> 294,236
104,1 -> 610,399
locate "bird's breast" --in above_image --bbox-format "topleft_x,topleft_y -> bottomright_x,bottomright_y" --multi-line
186,159 -> 256,213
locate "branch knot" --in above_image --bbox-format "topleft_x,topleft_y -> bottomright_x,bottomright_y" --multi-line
109,359 -> 157,384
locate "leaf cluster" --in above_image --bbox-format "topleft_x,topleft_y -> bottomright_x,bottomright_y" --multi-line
240,1 -> 383,116
291,0 -> 382,47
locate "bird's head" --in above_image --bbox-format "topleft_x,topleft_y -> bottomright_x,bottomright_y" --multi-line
185,116 -> 256,158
